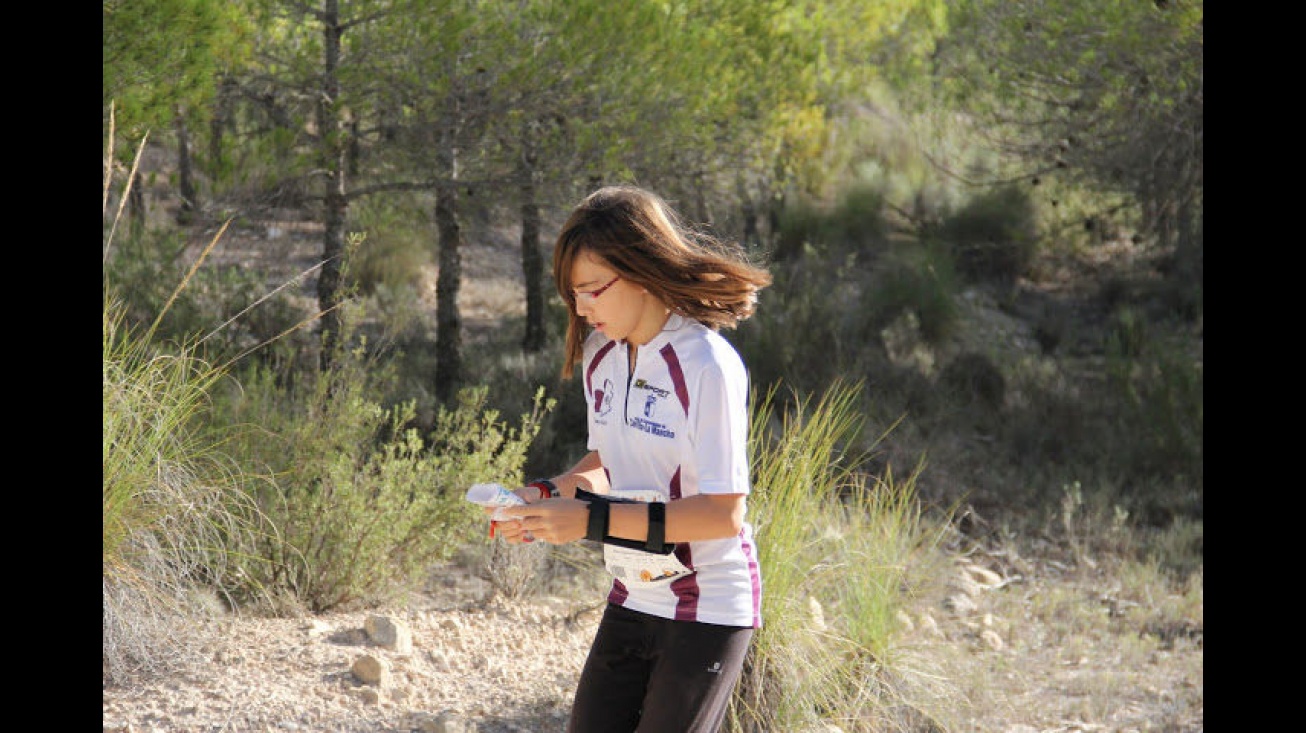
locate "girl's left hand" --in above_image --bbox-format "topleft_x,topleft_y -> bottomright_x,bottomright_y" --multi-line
497,499 -> 590,545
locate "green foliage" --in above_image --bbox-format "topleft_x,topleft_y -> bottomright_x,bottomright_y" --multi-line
729,381 -> 948,732
773,183 -> 891,262
1104,306 -> 1147,359
1138,518 -> 1203,584
1103,336 -> 1203,514
102,227 -> 195,332
347,195 -> 432,297
211,329 -> 552,613
732,260 -> 866,398
859,240 -> 961,345
937,184 -> 1038,285
771,195 -> 826,262
103,226 -> 305,363
104,0 -> 254,148
937,0 -> 1202,267
936,351 -> 1005,410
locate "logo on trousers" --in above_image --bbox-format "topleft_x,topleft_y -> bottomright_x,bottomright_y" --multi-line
706,661 -> 722,674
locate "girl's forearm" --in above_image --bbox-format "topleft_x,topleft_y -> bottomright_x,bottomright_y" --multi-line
606,493 -> 745,544
552,450 -> 607,498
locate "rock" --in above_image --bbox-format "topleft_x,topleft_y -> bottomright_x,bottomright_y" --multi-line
979,628 -> 1005,651
365,615 -> 413,654
351,654 -> 389,685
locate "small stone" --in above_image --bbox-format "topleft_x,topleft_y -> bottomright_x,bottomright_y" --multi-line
357,688 -> 381,705
352,654 -> 389,685
365,615 -> 413,654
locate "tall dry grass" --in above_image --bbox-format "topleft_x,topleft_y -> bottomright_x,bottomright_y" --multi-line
727,380 -> 957,732
103,115 -> 271,685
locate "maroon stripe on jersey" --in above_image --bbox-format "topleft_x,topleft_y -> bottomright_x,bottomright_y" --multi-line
670,543 -> 700,621
608,579 -> 628,605
741,531 -> 763,627
658,343 -> 690,416
586,340 -> 617,397
665,467 -> 700,618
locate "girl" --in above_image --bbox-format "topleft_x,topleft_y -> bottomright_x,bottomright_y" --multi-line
494,184 -> 772,733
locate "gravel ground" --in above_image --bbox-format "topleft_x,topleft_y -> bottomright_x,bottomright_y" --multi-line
102,533 -> 1202,733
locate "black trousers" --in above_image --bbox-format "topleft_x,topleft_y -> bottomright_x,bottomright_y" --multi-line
567,602 -> 755,733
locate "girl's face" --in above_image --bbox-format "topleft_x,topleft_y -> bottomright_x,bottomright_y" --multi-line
569,251 -> 665,345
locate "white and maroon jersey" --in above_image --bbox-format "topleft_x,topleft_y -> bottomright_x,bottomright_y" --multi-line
581,313 -> 763,628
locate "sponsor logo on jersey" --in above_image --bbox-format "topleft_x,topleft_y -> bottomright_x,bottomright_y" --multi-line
633,378 -> 670,398
629,416 -> 674,438
594,378 -> 614,420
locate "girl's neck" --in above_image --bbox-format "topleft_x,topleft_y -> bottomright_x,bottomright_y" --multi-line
627,302 -> 671,348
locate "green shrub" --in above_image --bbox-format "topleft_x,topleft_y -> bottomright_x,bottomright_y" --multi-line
771,194 -> 824,262
937,351 -> 1006,410
212,324 -> 552,613
103,225 -> 306,364
1105,305 -> 1147,359
347,195 -> 431,296
858,240 -> 961,346
828,182 -> 891,257
1105,338 -> 1203,516
103,140 -> 273,685
771,183 -> 890,263
732,261 -> 863,397
102,227 -> 192,329
938,184 -> 1038,285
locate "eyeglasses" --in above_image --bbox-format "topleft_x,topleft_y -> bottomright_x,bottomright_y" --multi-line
573,275 -> 620,305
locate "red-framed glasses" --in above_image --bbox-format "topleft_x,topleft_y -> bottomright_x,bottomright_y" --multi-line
573,275 -> 620,305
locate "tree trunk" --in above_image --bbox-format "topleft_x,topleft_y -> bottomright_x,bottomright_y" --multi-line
520,121 -> 546,353
208,75 -> 234,187
315,0 -> 349,372
434,180 -> 463,402
434,89 -> 464,402
173,107 -> 198,226
128,168 -> 146,238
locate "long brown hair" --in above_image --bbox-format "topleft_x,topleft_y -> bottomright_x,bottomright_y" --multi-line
552,185 -> 772,379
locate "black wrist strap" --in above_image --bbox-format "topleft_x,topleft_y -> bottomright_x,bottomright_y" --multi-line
645,502 -> 666,552
585,500 -> 609,542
